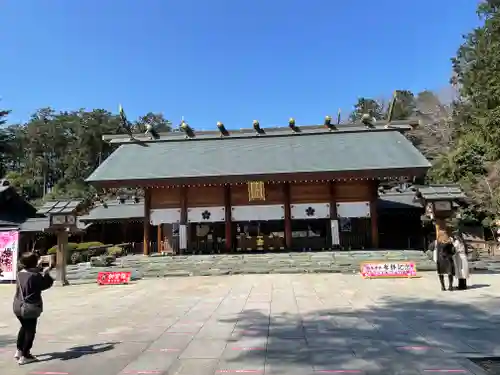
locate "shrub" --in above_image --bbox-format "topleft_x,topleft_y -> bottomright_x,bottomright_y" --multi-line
75,242 -> 105,251
47,242 -> 78,255
90,255 -> 115,267
107,246 -> 123,257
70,251 -> 83,265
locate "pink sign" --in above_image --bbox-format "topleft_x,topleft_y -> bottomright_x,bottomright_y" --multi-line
0,230 -> 19,281
97,271 -> 131,285
360,261 -> 417,278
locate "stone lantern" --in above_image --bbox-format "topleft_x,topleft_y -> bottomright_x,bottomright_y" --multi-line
414,185 -> 466,243
37,200 -> 84,286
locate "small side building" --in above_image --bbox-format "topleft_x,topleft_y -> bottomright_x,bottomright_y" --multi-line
79,198 -> 145,250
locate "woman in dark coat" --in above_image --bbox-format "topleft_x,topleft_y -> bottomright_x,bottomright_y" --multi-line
13,252 -> 54,365
436,241 -> 455,291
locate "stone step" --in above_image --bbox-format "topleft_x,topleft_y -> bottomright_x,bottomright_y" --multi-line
61,250 -> 499,283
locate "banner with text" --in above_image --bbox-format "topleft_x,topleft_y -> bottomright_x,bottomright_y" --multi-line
0,231 -> 19,282
97,271 -> 132,285
360,261 -> 417,279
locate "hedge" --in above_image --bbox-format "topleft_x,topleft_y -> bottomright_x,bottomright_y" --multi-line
76,242 -> 105,251
107,246 -> 123,257
47,242 -> 78,255
47,241 -> 104,255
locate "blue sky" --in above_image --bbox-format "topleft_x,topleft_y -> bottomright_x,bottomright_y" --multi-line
1,0 -> 480,128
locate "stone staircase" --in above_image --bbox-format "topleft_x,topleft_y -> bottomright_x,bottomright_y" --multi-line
60,250 -> 441,283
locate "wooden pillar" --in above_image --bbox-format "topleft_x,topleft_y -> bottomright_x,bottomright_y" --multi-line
329,181 -> 337,219
283,182 -> 292,250
224,184 -> 232,252
56,229 -> 69,286
180,186 -> 188,253
143,188 -> 151,256
370,181 -> 379,248
157,224 -> 162,253
329,181 -> 340,249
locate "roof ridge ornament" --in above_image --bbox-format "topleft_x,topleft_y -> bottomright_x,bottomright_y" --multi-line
217,121 -> 229,137
253,120 -> 265,135
145,122 -> 160,140
361,113 -> 376,129
180,120 -> 195,138
324,115 -> 337,131
288,118 -> 300,133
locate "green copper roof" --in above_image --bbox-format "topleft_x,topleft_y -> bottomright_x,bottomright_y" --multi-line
37,200 -> 83,215
415,185 -> 466,201
80,201 -> 143,222
87,128 -> 430,184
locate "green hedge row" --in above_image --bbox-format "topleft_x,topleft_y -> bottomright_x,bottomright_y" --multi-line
47,241 -> 105,255
46,242 -> 126,265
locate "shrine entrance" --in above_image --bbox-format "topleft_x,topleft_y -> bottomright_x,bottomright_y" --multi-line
291,219 -> 330,251
189,222 -> 226,254
234,220 -> 286,252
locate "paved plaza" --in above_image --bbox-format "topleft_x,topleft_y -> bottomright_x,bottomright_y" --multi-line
0,273 -> 499,375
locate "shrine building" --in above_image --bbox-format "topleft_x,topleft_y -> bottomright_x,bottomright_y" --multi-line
86,119 -> 431,255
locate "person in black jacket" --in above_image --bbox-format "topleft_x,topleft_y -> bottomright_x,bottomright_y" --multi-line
436,241 -> 455,291
13,252 -> 54,365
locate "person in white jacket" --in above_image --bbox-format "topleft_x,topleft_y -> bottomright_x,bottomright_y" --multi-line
451,232 -> 470,290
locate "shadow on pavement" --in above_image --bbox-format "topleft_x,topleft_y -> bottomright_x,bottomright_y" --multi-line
0,335 -> 15,349
37,342 -> 117,362
466,284 -> 491,290
219,297 -> 500,373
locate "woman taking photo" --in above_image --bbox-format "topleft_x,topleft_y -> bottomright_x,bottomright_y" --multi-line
13,252 -> 54,365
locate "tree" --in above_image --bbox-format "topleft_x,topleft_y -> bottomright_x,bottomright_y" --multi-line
409,89 -> 455,161
429,0 -> 500,225
349,91 -> 417,123
0,106 -> 172,203
0,109 -> 9,126
349,98 -> 385,122
134,112 -> 172,133
0,104 -> 12,177
392,90 -> 415,120
0,100 -> 10,126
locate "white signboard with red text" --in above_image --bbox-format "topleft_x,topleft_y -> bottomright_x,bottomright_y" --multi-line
0,230 -> 19,282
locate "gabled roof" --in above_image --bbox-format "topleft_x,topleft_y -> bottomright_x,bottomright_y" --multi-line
87,125 -> 430,185
378,192 -> 422,209
37,200 -> 83,215
0,185 -> 39,226
19,217 -> 89,233
79,200 -> 143,222
415,184 -> 466,201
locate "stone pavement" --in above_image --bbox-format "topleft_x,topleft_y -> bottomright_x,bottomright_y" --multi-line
1,273 -> 499,375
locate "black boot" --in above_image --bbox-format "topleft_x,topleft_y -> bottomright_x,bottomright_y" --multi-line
439,275 -> 446,291
448,275 -> 454,291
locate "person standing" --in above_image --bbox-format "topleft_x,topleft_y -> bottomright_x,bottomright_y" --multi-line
452,232 -> 470,290
436,237 -> 455,291
13,252 -> 54,365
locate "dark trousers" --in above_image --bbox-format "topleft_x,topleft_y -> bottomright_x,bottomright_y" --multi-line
16,316 -> 38,356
